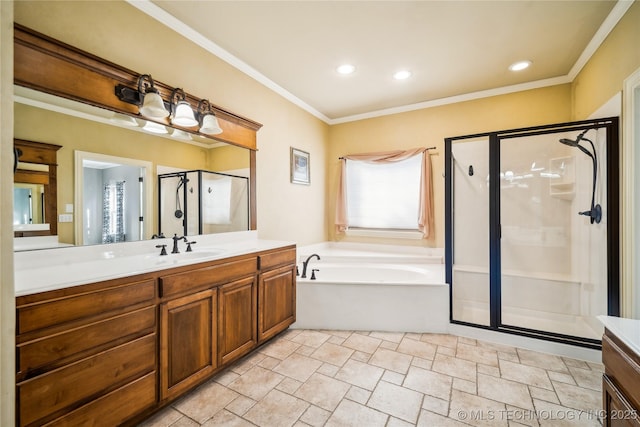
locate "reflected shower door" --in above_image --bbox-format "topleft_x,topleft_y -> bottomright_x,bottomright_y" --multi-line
450,138 -> 491,326
499,129 -> 608,341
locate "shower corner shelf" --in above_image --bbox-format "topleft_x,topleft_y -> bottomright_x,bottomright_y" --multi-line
548,156 -> 575,200
549,183 -> 575,200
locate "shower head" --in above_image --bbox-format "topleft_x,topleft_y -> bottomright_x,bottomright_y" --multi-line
559,138 -> 579,147
558,129 -> 601,224
558,131 -> 593,159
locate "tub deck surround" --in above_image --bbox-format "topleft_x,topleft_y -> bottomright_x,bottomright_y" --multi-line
14,230 -> 292,296
298,241 -> 444,264
295,242 -> 448,333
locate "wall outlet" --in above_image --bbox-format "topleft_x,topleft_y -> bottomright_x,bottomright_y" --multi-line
59,214 -> 73,223
65,204 -> 74,213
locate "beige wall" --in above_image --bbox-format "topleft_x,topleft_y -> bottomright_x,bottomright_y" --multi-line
571,1 -> 640,120
328,84 -> 573,248
208,145 -> 250,172
14,0 -> 329,246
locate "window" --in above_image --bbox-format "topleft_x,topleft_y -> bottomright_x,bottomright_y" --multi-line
345,154 -> 422,230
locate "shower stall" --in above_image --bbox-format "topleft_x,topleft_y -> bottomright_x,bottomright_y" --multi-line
445,118 -> 619,348
158,170 -> 249,238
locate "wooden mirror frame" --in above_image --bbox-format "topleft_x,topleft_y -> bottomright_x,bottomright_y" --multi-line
14,24 -> 260,231
13,139 -> 61,237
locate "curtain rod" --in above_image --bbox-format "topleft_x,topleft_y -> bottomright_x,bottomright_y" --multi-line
339,146 -> 436,160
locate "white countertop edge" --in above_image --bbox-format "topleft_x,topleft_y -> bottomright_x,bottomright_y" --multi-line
15,234 -> 296,297
598,315 -> 640,357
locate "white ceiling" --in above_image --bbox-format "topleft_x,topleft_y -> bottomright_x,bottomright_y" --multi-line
135,1 -> 631,124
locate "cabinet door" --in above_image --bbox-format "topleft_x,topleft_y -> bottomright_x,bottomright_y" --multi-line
160,288 -> 217,401
218,276 -> 258,365
603,375 -> 640,427
258,264 -> 296,343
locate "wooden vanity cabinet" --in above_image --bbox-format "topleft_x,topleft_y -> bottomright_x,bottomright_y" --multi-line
16,245 -> 296,426
602,329 -> 640,427
158,257 -> 257,401
258,248 -> 297,343
15,274 -> 158,427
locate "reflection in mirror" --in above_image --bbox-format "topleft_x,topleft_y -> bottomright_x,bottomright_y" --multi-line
158,170 -> 249,238
75,152 -> 153,246
14,86 -> 252,249
13,184 -> 43,225
13,140 -> 60,238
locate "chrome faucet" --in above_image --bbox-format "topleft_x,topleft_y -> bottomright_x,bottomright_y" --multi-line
171,234 -> 187,254
301,253 -> 320,278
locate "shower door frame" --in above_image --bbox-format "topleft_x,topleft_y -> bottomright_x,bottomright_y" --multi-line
445,117 -> 619,349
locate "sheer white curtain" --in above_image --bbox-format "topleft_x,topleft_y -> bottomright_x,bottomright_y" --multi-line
335,148 -> 434,238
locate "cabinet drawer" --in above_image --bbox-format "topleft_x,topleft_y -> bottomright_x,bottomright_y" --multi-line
42,372 -> 156,427
17,279 -> 156,334
160,258 -> 256,298
18,334 -> 156,427
259,248 -> 296,270
603,333 -> 640,410
18,306 -> 156,378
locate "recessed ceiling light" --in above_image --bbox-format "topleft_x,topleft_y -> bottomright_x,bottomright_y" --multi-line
336,64 -> 355,75
393,70 -> 412,80
509,60 -> 532,72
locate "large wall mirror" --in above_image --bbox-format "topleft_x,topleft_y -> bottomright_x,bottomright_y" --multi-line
13,25 -> 260,251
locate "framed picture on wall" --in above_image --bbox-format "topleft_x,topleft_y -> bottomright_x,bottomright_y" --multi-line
290,147 -> 310,185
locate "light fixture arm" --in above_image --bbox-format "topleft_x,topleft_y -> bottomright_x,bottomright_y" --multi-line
197,99 -> 212,121
197,99 -> 223,135
170,88 -> 187,115
137,74 -> 158,96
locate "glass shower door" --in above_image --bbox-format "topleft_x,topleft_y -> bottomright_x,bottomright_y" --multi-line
499,129 -> 608,341
450,138 -> 491,326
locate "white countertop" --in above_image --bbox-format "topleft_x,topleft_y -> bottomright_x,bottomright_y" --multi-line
14,231 -> 295,297
598,315 -> 640,357
14,235 -> 73,251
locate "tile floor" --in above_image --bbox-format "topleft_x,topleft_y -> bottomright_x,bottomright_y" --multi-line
139,329 -> 604,427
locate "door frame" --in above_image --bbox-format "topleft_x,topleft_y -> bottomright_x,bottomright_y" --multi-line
445,117 -> 619,349
622,67 -> 640,318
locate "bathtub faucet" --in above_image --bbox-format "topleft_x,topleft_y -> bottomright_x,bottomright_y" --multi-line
301,253 -> 321,278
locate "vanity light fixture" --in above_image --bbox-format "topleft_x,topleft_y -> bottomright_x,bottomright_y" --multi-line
170,88 -> 198,127
509,60 -> 532,72
137,74 -> 170,119
115,75 -> 223,135
197,99 -> 223,135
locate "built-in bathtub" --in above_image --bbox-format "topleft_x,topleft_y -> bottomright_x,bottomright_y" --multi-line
293,242 -> 448,333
